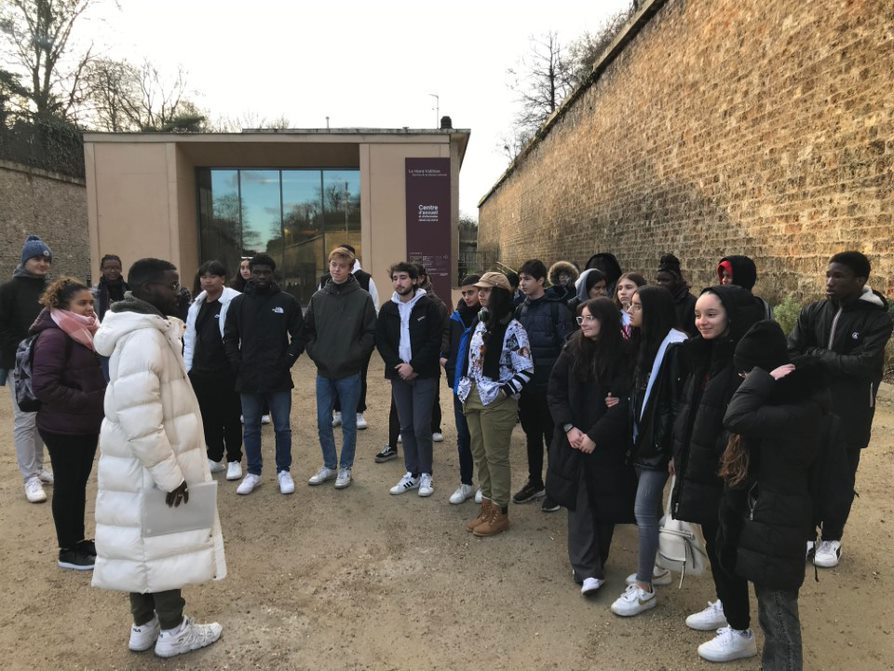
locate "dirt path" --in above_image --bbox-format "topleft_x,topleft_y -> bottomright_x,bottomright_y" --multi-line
1,354 -> 892,670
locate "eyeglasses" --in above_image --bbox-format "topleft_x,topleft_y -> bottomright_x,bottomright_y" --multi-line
576,315 -> 597,325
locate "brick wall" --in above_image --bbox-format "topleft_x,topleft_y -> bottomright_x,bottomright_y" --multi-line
0,161 -> 90,283
478,0 -> 894,302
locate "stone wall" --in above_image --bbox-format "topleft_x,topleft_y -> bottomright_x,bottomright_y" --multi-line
0,160 -> 90,283
478,0 -> 894,302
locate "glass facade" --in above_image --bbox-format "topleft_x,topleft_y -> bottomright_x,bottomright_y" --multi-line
197,168 -> 361,304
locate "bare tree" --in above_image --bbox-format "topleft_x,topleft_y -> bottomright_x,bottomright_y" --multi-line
567,4 -> 637,83
507,32 -> 576,137
0,0 -> 95,122
212,111 -> 291,132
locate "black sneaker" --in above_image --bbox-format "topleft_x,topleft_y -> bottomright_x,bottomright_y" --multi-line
58,549 -> 95,571
375,445 -> 398,463
541,496 -> 561,513
76,539 -> 96,558
512,480 -> 546,504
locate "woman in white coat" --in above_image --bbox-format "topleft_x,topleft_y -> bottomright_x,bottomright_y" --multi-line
93,258 -> 226,659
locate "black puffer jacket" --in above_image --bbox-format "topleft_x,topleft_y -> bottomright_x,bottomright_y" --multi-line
545,343 -> 635,522
222,281 -> 304,392
671,285 -> 764,524
515,294 -> 573,392
376,293 -> 443,380
0,272 -> 46,369
719,364 -> 824,590
787,287 -> 893,449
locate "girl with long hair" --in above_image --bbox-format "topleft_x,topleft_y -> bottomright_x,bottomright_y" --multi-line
614,272 -> 647,338
546,298 -> 634,595
458,272 -> 533,537
30,277 -> 107,570
611,285 -> 688,616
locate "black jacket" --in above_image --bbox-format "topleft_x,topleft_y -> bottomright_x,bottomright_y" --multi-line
376,293 -> 443,380
545,345 -> 635,522
719,365 -> 824,590
223,282 -> 304,392
0,273 -> 47,369
787,288 -> 892,449
673,288 -> 698,338
442,301 -> 480,387
515,294 -> 573,393
630,341 -> 687,469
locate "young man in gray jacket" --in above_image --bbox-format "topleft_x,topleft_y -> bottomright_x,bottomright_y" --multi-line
303,246 -> 377,489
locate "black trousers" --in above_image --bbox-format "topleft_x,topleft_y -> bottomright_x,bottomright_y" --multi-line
823,446 -> 862,541
702,518 -> 751,630
388,376 -> 442,447
39,430 -> 97,550
189,369 -> 243,463
519,388 -> 553,486
130,589 -> 185,630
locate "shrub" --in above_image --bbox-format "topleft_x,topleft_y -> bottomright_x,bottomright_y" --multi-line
772,294 -> 803,338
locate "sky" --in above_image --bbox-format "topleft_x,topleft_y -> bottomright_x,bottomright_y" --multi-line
76,0 -> 632,217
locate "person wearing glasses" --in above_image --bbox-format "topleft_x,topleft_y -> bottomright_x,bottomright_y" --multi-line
92,258 -> 226,658
546,298 -> 634,596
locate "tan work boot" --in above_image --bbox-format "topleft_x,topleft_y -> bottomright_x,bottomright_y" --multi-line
474,504 -> 509,537
465,499 -> 492,533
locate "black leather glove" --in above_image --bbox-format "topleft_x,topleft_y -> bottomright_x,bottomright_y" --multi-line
165,481 -> 189,508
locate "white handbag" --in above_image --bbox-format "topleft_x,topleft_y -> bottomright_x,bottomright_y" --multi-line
656,476 -> 708,586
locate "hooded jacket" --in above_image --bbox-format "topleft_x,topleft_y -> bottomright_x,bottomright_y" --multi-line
376,289 -> 443,380
716,256 -> 772,319
91,296 -> 227,593
183,287 -> 241,372
671,285 -> 765,524
0,267 -> 47,370
787,287 -> 893,449
546,261 -> 579,304
302,274 -> 377,379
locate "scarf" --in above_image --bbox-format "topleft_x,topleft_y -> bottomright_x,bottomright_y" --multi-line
50,308 -> 99,352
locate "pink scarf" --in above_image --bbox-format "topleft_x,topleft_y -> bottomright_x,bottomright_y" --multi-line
50,308 -> 99,352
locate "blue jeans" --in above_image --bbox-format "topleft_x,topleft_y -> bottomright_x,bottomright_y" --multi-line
453,394 -> 473,485
241,391 -> 292,475
634,466 -> 669,584
316,373 -> 361,469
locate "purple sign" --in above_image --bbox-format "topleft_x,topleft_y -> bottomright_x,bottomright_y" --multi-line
406,158 -> 452,302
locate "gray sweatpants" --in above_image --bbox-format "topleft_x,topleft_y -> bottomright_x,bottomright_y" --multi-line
6,377 -> 44,481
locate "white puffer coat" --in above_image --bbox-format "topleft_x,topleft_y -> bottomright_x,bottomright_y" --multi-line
92,299 -> 227,593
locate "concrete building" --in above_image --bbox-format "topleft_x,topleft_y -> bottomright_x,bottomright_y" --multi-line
83,125 -> 469,304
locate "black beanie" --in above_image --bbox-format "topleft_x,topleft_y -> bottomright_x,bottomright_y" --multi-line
734,320 -> 789,373
658,253 -> 683,278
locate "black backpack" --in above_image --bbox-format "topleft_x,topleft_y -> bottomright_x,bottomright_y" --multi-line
13,335 -> 42,412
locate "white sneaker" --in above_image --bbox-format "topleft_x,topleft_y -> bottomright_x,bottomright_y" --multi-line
390,472 -> 419,495
236,473 -> 261,495
418,473 -> 434,497
697,626 -> 757,662
331,411 -> 342,427
261,414 -> 272,425
449,483 -> 476,505
625,566 -> 672,587
335,467 -> 353,489
474,488 -> 483,504
806,540 -> 815,560
226,461 -> 242,481
24,477 -> 47,503
397,434 -> 403,444
356,413 -> 368,430
208,458 -> 225,474
611,583 -> 657,616
278,471 -> 295,495
581,577 -> 605,596
432,432 -> 444,442
813,540 -> 842,568
129,616 -> 160,652
38,468 -> 54,485
686,600 -> 728,631
154,616 -> 222,658
308,466 -> 336,486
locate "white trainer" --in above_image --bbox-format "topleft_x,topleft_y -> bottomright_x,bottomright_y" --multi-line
38,468 -> 54,485
449,483 -> 476,505
474,488 -> 483,504
154,617 -> 222,658
806,540 -> 815,560
24,476 -> 47,503
356,413 -> 368,429
581,577 -> 605,596
813,540 -> 842,568
334,467 -> 353,489
278,471 -> 295,495
308,466 -> 336,486
208,459 -> 225,474
226,461 -> 242,481
418,473 -> 434,497
236,473 -> 261,495
432,432 -> 444,442
686,600 -> 728,631
697,626 -> 757,662
128,616 -> 160,652
260,414 -> 272,425
331,411 -> 342,427
390,472 -> 419,495
611,583 -> 656,616
625,566 -> 672,587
